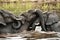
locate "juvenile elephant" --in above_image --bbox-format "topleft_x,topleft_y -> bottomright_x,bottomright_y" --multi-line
30,9 -> 46,31
0,10 -> 22,34
18,10 -> 38,32
29,10 -> 60,32
19,9 -> 46,32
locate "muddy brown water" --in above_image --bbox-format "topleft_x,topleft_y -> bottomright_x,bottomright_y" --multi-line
0,37 -> 60,40
0,31 -> 60,40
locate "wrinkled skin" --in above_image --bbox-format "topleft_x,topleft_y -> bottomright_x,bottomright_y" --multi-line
0,10 -> 22,34
51,21 -> 60,32
43,12 -> 59,25
1,9 -> 60,34
19,10 -> 38,32
19,9 -> 46,32
19,10 -> 60,32
43,11 -> 60,31
30,11 -> 60,32
35,10 -> 46,31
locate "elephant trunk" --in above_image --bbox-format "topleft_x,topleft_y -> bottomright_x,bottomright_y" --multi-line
36,10 -> 46,31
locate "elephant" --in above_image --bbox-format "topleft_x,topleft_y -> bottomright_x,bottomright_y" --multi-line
18,9 -> 46,32
18,9 -> 38,32
29,9 -> 46,31
0,9 -> 45,33
43,11 -> 60,31
0,10 -> 22,34
18,10 -> 60,32
1,9 -> 60,34
27,10 -> 60,32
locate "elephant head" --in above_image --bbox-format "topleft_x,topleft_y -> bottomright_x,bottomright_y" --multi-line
43,11 -> 59,31
43,11 -> 59,25
0,10 -> 22,34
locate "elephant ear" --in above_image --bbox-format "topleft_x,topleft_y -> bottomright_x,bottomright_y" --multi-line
46,12 -> 59,25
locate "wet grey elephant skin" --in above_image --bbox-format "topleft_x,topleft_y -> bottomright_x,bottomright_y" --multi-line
0,9 -> 60,34
27,10 -> 60,32
43,11 -> 60,32
0,9 -> 45,34
19,9 -> 46,32
18,10 -> 38,32
0,10 -> 22,34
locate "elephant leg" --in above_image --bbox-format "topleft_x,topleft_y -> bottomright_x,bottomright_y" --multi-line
31,18 -> 40,30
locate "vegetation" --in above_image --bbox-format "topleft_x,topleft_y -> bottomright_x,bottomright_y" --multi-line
0,1 -> 60,15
